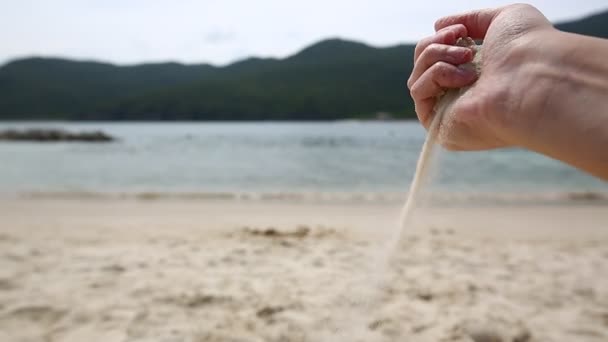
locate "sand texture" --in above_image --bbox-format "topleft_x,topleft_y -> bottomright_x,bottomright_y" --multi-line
0,198 -> 607,342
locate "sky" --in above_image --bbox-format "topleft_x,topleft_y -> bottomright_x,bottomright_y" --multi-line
0,0 -> 606,66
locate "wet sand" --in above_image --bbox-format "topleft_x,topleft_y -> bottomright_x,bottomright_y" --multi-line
0,198 -> 607,341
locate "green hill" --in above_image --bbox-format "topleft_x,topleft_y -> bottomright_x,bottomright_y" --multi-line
0,58 -> 214,119
555,10 -> 608,37
0,9 -> 606,121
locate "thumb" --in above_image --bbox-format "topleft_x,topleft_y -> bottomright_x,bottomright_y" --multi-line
434,7 -> 502,40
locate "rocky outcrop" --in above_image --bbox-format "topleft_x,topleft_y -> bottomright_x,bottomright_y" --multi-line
0,129 -> 115,142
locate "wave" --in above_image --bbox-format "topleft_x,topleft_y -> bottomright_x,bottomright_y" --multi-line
8,190 -> 608,205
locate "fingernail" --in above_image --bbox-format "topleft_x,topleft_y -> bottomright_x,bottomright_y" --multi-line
447,46 -> 473,64
447,46 -> 469,56
456,66 -> 477,79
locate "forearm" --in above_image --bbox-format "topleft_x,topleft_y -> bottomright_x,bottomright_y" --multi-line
521,31 -> 608,180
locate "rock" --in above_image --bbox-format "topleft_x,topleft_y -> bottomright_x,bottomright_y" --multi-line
0,129 -> 115,142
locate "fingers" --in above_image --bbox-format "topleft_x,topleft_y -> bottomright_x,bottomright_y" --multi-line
408,44 -> 473,90
409,62 -> 477,128
414,24 -> 468,62
414,98 -> 438,130
434,7 -> 501,39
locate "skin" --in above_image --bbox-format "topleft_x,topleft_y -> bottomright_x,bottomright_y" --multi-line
408,3 -> 608,180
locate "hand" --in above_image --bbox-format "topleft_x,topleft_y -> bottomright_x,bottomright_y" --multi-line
407,4 -> 555,151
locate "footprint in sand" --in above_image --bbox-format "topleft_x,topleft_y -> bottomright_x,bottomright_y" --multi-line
467,325 -> 532,342
8,305 -> 67,325
101,264 -> 127,273
157,292 -> 232,309
0,234 -> 18,243
0,278 -> 17,291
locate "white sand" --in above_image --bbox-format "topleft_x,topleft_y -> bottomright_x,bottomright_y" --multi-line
0,198 -> 607,341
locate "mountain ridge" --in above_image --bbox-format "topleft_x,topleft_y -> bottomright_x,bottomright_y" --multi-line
0,9 -> 606,120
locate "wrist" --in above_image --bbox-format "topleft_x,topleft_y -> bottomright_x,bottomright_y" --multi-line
514,30 -> 608,177
506,29 -> 583,150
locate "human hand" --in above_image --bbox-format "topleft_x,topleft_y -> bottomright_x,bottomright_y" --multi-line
407,4 -> 555,150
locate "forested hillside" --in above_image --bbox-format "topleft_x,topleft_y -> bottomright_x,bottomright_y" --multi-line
0,10 -> 606,120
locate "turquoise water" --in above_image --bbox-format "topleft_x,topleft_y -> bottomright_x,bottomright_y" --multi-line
0,121 -> 605,198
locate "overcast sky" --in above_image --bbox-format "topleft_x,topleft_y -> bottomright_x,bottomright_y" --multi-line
1,1 -> 606,66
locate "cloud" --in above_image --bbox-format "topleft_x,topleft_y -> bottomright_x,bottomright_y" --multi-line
1,0 -> 607,65
204,31 -> 236,45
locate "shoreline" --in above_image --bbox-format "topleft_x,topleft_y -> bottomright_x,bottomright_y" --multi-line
4,189 -> 608,206
2,196 -> 607,238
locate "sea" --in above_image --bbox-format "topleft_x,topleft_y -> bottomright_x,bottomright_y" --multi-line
0,121 -> 606,203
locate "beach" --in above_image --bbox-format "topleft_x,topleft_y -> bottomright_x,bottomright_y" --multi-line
1,197 -> 607,342
2,4 -> 608,341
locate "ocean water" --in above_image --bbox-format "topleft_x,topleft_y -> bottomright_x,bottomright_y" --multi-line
0,121 -> 605,201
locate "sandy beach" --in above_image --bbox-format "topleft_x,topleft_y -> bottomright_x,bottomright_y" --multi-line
0,197 -> 607,342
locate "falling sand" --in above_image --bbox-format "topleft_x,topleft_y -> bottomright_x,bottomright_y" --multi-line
329,38 -> 484,341
398,37 -> 482,241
